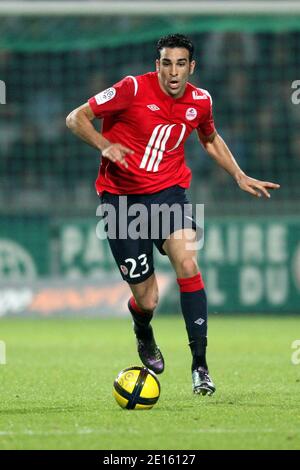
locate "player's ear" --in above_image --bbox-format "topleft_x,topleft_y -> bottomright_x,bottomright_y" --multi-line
155,59 -> 160,72
189,60 -> 196,75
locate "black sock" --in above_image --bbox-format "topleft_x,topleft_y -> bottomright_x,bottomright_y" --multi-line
177,273 -> 208,371
189,336 -> 208,371
128,297 -> 153,340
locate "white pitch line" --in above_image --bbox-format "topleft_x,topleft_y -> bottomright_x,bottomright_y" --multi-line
0,429 -> 95,436
0,428 -> 294,437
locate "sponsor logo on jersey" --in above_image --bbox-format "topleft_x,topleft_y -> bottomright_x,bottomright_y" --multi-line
147,104 -> 160,111
95,87 -> 116,105
185,107 -> 197,121
192,90 -> 208,100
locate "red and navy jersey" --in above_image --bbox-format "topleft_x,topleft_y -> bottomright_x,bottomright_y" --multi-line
88,72 -> 215,195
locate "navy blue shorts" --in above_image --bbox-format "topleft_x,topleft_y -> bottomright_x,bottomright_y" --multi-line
99,185 -> 198,284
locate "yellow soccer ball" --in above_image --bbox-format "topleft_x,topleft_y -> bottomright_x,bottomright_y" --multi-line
113,366 -> 160,410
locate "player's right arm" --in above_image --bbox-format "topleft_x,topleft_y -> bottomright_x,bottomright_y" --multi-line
66,76 -> 136,168
66,102 -> 108,151
66,103 -> 132,168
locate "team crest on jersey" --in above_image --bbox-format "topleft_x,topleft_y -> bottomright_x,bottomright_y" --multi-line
120,265 -> 128,275
185,107 -> 197,121
147,104 -> 160,111
95,87 -> 116,105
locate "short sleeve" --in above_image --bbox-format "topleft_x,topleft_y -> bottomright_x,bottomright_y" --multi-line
197,90 -> 216,137
88,76 -> 136,118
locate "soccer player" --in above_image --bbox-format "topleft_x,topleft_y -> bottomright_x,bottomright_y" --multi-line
66,34 -> 280,395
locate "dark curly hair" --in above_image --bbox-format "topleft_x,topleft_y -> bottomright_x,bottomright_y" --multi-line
156,34 -> 194,61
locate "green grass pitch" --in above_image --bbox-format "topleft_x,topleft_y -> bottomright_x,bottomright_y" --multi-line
0,315 -> 299,450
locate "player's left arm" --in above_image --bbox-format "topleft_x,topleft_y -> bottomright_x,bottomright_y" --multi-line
198,131 -> 280,198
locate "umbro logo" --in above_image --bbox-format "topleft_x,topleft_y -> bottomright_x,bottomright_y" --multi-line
147,104 -> 160,111
194,318 -> 205,326
192,91 -> 208,100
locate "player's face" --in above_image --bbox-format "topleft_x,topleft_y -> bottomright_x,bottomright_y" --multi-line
156,47 -> 195,99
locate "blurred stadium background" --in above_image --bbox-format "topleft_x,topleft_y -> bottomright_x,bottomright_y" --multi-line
0,0 -> 300,316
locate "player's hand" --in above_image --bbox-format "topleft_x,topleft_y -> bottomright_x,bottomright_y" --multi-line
102,143 -> 134,169
236,173 -> 280,198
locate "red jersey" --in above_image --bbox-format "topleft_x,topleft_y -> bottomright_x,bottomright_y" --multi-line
88,72 -> 215,195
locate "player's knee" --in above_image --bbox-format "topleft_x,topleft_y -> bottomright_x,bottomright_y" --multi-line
137,292 -> 159,313
178,258 -> 198,278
